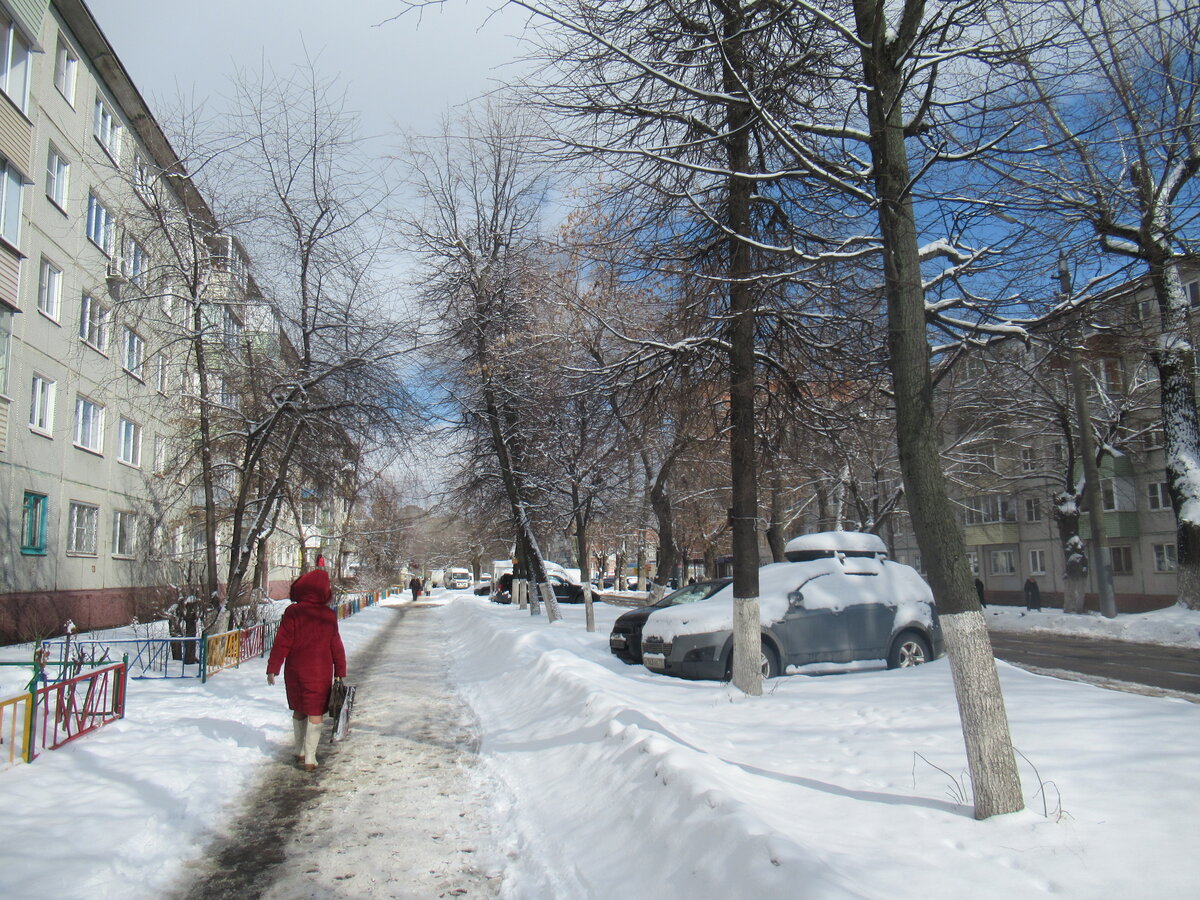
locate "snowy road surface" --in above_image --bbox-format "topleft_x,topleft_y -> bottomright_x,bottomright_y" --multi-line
175,604 -> 501,899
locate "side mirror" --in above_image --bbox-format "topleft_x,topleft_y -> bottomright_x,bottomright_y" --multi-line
787,589 -> 804,608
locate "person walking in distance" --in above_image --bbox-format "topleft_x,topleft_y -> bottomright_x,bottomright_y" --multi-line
1024,576 -> 1042,611
266,567 -> 347,771
409,574 -> 423,602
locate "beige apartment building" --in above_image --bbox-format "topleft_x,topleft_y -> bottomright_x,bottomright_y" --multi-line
0,0 -> 290,641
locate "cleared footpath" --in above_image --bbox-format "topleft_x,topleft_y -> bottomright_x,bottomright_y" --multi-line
174,602 -> 502,899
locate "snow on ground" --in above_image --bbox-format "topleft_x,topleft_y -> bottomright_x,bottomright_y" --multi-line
1,592 -> 1198,899
982,602 -> 1200,647
452,596 -> 1200,899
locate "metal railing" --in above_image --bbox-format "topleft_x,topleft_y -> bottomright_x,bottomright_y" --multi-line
30,661 -> 127,758
201,621 -> 275,682
1,691 -> 33,768
37,636 -> 202,682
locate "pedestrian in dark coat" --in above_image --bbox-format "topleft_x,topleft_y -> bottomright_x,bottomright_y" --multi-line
1024,577 -> 1042,611
266,568 -> 347,771
409,575 -> 423,602
974,577 -> 988,608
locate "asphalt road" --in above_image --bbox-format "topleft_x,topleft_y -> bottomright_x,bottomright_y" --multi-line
989,630 -> 1200,698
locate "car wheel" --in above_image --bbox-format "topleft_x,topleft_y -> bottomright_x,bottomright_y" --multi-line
887,631 -> 931,669
722,645 -> 779,680
761,645 -> 780,679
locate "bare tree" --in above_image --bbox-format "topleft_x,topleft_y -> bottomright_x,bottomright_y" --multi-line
995,0 -> 1200,608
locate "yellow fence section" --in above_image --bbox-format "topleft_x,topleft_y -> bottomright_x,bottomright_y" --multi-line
204,630 -> 242,679
0,692 -> 32,768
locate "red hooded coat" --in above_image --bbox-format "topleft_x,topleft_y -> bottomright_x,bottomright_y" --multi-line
266,569 -> 347,716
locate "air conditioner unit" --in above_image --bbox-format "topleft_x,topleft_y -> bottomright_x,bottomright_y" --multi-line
106,255 -> 126,281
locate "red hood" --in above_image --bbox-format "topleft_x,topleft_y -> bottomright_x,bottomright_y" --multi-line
291,569 -> 332,605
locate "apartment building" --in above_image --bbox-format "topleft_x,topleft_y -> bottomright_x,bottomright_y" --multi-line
888,271 -> 1198,612
0,1 -> 263,641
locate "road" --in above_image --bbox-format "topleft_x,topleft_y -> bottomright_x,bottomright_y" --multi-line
989,630 -> 1200,699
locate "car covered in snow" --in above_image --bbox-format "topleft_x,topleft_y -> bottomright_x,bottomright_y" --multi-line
640,532 -> 943,680
609,579 -> 731,664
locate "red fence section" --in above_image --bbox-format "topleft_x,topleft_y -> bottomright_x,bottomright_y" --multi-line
30,662 -> 126,758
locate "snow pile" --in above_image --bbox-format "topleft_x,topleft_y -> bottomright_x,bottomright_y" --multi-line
984,603 -> 1200,647
447,596 -> 1199,898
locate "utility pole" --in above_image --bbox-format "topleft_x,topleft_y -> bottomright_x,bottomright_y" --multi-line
1059,257 -> 1117,618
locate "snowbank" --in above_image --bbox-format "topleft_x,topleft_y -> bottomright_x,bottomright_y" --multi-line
448,596 -> 1199,899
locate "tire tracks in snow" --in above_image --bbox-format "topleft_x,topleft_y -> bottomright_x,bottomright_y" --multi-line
174,603 -> 501,899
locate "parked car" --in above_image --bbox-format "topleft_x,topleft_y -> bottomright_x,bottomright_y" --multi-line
640,532 -> 943,680
609,579 -> 731,664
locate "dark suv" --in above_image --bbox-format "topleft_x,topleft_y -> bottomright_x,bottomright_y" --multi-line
609,579 -> 731,664
640,532 -> 943,680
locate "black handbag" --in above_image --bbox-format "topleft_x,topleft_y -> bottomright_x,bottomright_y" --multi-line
327,678 -> 348,717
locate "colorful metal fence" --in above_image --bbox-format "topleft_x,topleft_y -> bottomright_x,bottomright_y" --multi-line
1,690 -> 33,768
201,621 -> 275,682
38,636 -> 202,682
30,662 -> 127,758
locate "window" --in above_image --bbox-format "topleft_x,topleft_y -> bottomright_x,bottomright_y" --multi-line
1143,427 -> 1166,451
79,294 -> 109,350
53,35 -> 77,104
0,155 -> 23,247
1110,546 -> 1133,576
93,96 -> 121,159
301,499 -> 318,526
1095,358 -> 1123,394
21,492 -> 47,554
74,396 -> 104,453
133,155 -> 153,197
86,192 -> 116,255
155,354 -> 168,393
1153,543 -> 1177,573
124,237 -> 148,285
37,258 -> 63,320
67,502 -> 99,555
1021,447 -> 1037,472
960,495 -> 1016,526
153,434 -> 167,474
223,307 -> 243,348
966,551 -> 979,576
112,510 -> 136,557
1101,478 -> 1114,511
1135,298 -> 1155,322
990,549 -> 1016,575
117,417 -> 141,466
1025,497 -> 1043,523
29,374 -> 54,434
1188,281 -> 1200,309
0,13 -> 31,112
122,328 -> 144,378
1027,548 -> 1046,575
0,308 -> 11,395
1148,482 -> 1171,511
46,146 -> 69,209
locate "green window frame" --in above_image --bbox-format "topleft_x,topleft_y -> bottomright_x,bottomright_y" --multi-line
21,491 -> 47,554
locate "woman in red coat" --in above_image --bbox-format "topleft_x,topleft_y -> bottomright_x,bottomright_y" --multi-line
266,568 -> 347,771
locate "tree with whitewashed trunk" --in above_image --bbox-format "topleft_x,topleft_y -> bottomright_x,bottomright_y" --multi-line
992,0 -> 1200,608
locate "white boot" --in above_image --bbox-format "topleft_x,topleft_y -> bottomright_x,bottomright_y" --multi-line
292,718 -> 306,762
302,719 -> 321,771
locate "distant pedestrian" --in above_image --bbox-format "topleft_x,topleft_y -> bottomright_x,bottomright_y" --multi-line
1024,577 -> 1042,611
266,568 -> 347,772
409,575 -> 423,602
974,577 -> 987,608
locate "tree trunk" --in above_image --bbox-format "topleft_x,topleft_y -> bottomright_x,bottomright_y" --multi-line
722,1 -> 762,697
1147,261 -> 1200,609
766,462 -> 788,563
854,0 -> 1022,818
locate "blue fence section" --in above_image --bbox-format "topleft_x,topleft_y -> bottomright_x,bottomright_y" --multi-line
37,637 -> 203,683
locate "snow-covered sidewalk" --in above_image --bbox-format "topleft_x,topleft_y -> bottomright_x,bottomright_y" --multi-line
0,598 -> 497,899
176,601 -> 500,898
